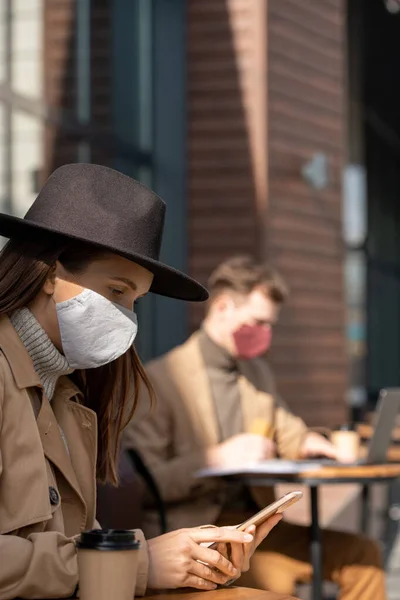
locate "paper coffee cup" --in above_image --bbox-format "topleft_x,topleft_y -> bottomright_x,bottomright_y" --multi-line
250,418 -> 268,435
249,418 -> 275,438
331,427 -> 360,463
76,529 -> 140,600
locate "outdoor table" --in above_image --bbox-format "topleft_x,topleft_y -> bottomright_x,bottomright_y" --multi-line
32,587 -> 299,600
358,439 -> 400,566
199,462 -> 400,600
357,445 -> 400,531
147,587 -> 298,600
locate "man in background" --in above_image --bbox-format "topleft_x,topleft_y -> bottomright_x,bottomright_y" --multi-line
125,256 -> 385,599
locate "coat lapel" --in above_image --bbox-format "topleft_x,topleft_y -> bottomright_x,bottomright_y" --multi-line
28,378 -> 98,532
165,334 -> 277,444
165,334 -> 220,446
51,378 -> 98,527
35,384 -> 90,509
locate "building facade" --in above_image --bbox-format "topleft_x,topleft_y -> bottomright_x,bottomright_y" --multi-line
187,0 -> 347,426
0,0 -> 354,426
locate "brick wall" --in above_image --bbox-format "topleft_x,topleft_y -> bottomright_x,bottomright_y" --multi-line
187,0 -> 265,328
266,0 -> 347,426
187,0 -> 348,426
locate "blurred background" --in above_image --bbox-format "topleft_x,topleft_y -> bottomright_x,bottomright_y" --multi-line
0,0 -> 400,429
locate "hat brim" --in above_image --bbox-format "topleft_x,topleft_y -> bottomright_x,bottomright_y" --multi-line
0,214 -> 209,302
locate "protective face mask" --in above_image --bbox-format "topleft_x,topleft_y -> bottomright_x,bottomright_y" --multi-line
56,288 -> 138,369
232,323 -> 272,360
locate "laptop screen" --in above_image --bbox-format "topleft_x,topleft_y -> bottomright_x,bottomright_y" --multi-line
366,389 -> 400,463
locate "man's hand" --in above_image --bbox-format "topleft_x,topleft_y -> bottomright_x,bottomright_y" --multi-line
299,431 -> 338,460
207,433 -> 275,468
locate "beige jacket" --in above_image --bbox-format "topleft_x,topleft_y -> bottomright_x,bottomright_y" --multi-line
0,315 -> 148,600
124,332 -> 308,538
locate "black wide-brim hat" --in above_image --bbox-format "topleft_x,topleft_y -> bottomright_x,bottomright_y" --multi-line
0,163 -> 208,302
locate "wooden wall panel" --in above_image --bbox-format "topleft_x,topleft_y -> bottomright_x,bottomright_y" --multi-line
267,0 -> 347,426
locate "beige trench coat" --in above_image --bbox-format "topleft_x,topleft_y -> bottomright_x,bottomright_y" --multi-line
124,332 -> 308,539
0,315 -> 148,599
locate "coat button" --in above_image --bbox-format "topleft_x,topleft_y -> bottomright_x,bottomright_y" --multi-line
49,486 -> 60,506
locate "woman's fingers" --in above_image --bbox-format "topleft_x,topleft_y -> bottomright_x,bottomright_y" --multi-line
193,543 -> 239,578
228,539 -> 245,574
215,541 -> 230,560
253,513 -> 282,547
239,524 -> 256,572
185,518 -> 281,589
146,521 -> 278,593
183,575 -> 218,591
190,526 -> 253,545
188,558 -> 236,587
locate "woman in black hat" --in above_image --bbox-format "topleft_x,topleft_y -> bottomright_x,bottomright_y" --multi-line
0,164 -> 281,599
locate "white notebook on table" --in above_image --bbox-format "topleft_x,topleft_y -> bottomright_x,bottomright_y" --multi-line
195,459 -> 323,478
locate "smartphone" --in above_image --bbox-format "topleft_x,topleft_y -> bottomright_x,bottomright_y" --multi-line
204,490 -> 303,551
236,490 -> 303,531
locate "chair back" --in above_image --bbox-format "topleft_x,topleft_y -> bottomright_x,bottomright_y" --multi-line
96,448 -> 167,534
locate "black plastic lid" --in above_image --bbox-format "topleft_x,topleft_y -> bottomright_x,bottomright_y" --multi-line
76,529 -> 140,551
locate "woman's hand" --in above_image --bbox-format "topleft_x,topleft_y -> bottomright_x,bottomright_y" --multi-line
147,526 -> 254,590
216,513 -> 282,579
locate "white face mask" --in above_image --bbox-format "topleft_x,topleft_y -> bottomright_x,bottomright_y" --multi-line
56,288 -> 138,369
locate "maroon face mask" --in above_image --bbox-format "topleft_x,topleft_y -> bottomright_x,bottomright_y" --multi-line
232,324 -> 272,360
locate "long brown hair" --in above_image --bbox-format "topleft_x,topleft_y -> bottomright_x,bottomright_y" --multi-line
0,237 -> 154,485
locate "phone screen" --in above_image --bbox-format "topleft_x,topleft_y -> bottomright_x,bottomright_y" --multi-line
204,490 -> 303,550
236,490 -> 303,531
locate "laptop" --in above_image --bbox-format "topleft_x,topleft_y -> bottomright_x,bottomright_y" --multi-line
310,388 -> 400,466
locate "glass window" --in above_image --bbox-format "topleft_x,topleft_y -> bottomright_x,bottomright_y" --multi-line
0,0 -> 44,221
